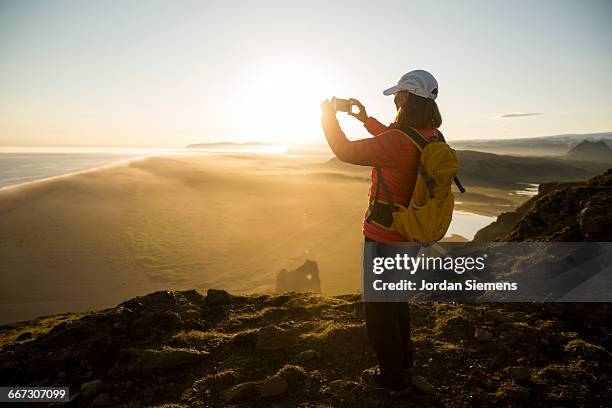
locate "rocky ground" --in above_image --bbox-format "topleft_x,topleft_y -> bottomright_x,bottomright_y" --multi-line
1,169 -> 611,407
1,288 -> 610,407
476,169 -> 612,242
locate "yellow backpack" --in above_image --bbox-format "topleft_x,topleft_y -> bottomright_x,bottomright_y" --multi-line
367,128 -> 464,244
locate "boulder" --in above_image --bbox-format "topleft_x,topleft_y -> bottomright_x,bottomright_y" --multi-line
223,382 -> 257,403
411,375 -> 435,394
139,348 -> 208,373
484,310 -> 508,323
276,260 -> 321,293
81,379 -> 104,398
475,328 -> 493,342
258,375 -> 287,397
256,325 -> 295,351
93,393 -> 110,406
206,289 -> 232,305
293,349 -> 321,363
508,366 -> 530,381
500,385 -> 530,401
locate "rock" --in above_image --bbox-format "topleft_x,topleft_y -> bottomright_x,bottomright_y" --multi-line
81,379 -> 104,398
156,311 -> 183,330
293,349 -> 320,363
93,393 -> 110,406
564,339 -> 610,359
206,289 -> 232,305
256,325 -> 295,351
484,310 -> 508,323
502,385 -> 530,401
475,328 -> 493,342
258,375 -> 288,397
327,379 -> 362,398
16,331 -> 33,341
276,260 -> 321,294
223,382 -> 257,402
275,364 -> 309,388
508,366 -> 531,381
499,329 -> 518,341
178,307 -> 201,320
502,170 -> 612,241
411,375 -> 435,394
508,311 -> 526,321
233,330 -> 258,347
127,360 -> 141,374
139,348 -> 209,373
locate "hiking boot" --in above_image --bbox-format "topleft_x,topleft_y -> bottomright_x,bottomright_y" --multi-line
360,368 -> 411,396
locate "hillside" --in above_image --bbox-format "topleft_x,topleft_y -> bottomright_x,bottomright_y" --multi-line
478,169 -> 611,242
456,151 -> 609,189
1,171 -> 611,407
321,151 -> 609,189
1,290 -> 610,407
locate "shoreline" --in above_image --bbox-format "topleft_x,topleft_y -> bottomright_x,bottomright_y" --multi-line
0,155 -> 156,192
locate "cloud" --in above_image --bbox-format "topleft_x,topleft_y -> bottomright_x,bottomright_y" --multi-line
500,112 -> 543,118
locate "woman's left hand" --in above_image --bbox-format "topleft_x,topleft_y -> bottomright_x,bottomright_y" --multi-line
320,99 -> 335,117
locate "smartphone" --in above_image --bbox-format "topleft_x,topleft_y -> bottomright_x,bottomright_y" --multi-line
333,97 -> 350,113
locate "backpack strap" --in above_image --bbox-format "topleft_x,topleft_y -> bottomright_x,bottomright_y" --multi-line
434,130 -> 465,193
377,168 -> 396,212
401,127 -> 466,194
401,127 -> 428,152
401,127 -> 437,198
366,167 -> 396,222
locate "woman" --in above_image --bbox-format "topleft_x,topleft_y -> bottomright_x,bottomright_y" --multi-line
320,69 -> 442,395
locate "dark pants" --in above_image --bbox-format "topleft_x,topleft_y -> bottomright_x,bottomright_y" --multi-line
364,237 -> 415,388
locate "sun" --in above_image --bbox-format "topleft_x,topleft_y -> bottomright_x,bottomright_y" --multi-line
238,60 -> 331,145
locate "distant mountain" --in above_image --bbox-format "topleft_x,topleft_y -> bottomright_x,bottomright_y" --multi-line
185,141 -> 273,149
564,140 -> 612,163
456,150 -> 609,189
319,151 -> 609,189
452,132 -> 612,156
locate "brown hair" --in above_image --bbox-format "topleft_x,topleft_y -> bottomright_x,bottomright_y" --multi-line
392,93 -> 442,131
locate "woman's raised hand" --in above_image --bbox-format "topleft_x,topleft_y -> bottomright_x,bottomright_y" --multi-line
320,98 -> 335,117
348,98 -> 368,123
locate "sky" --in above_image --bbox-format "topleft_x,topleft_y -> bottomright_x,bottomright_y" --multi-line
1,0 -> 611,147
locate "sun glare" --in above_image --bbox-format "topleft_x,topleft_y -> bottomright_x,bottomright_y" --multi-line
239,61 -> 331,145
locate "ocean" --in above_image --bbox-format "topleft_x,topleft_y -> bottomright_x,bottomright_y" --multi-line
0,145 -> 289,190
0,147 -> 171,190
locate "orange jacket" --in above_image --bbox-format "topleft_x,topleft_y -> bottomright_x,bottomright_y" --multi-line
321,114 -> 439,242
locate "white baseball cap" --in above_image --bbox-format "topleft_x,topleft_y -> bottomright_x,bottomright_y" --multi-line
383,70 -> 439,100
